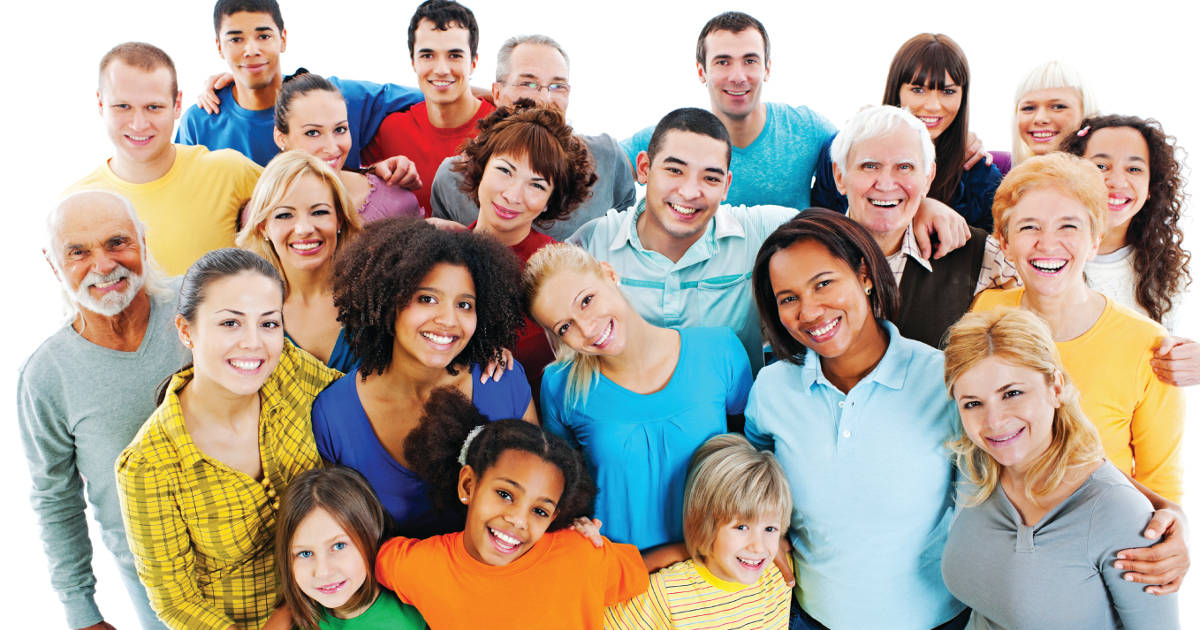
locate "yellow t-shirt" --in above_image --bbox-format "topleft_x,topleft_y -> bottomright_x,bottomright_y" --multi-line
65,145 -> 261,276
972,288 -> 1184,502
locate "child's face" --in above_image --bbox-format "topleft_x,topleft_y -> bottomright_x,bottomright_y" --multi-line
705,513 -> 783,585
459,450 -> 564,566
291,507 -> 370,616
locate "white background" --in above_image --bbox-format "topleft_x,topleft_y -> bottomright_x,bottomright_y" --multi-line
2,0 -> 1196,626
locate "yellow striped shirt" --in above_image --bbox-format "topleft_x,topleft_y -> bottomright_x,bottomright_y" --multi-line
605,559 -> 790,629
116,341 -> 339,630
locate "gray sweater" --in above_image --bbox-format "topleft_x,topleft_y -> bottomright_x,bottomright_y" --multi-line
941,462 -> 1179,629
429,132 -> 636,241
17,286 -> 188,628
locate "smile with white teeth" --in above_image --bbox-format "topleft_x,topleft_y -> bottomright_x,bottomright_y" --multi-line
667,202 -> 700,216
92,277 -> 123,289
290,241 -> 322,251
868,199 -> 901,208
421,331 -> 455,345
737,556 -> 767,569
1108,194 -> 1131,208
724,88 -> 750,96
592,320 -> 614,347
429,79 -> 455,87
229,359 -> 263,371
986,427 -> 1024,445
918,116 -> 941,126
1029,130 -> 1057,140
1029,259 -> 1067,273
806,318 -> 838,338
127,135 -> 151,141
316,580 -> 346,594
488,527 -> 522,552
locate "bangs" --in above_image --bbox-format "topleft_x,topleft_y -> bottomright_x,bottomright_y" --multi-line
485,122 -> 568,193
904,44 -> 968,90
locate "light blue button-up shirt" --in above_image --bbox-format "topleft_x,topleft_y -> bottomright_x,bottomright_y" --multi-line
568,200 -> 797,373
745,321 -> 964,629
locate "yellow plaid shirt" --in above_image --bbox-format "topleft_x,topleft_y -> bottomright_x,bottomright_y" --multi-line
116,341 -> 340,630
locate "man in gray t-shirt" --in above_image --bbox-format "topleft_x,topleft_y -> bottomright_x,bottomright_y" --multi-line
18,191 -> 188,629
429,34 -> 636,241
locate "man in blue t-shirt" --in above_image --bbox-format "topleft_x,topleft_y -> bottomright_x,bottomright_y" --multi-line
621,12 -> 835,211
175,0 -> 424,169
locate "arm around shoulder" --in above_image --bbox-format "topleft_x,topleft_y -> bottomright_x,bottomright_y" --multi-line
1090,482 -> 1180,629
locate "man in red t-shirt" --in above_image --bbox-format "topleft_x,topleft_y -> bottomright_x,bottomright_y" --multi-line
364,0 -> 495,214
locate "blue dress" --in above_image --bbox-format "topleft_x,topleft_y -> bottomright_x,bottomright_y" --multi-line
285,329 -> 357,373
311,361 -> 532,537
540,327 -> 752,550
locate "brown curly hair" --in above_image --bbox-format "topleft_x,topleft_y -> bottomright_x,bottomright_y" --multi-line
1061,115 -> 1191,324
332,217 -> 525,377
453,99 -> 596,229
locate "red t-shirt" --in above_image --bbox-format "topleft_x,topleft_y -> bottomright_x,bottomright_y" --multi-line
376,530 -> 648,630
364,100 -> 496,215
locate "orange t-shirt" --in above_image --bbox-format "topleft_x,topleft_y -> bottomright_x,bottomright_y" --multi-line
376,530 -> 648,629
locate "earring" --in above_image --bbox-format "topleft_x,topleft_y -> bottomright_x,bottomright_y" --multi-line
460,496 -> 468,503
865,286 -> 872,296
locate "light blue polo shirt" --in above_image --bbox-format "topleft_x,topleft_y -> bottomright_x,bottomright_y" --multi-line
567,201 -> 797,373
744,321 -> 965,629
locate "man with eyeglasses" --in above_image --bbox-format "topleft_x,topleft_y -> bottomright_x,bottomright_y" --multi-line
429,34 -> 636,240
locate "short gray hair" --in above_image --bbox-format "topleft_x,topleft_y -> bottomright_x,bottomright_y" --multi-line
495,34 -> 569,83
830,105 -> 936,177
46,190 -> 168,321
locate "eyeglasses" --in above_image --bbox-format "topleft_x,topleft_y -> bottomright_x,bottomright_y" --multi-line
505,81 -> 571,95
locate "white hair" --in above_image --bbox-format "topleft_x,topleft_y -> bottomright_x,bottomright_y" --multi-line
495,34 -> 569,83
830,104 -> 936,176
46,190 -> 168,323
1010,61 -> 1100,164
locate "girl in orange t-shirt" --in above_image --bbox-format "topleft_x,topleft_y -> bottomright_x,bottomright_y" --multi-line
375,389 -> 648,629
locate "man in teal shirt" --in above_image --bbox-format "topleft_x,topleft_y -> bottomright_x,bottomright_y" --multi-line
571,107 -> 796,374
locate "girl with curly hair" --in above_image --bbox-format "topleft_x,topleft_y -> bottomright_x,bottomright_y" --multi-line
311,217 -> 535,538
373,388 -> 647,629
451,99 -> 597,393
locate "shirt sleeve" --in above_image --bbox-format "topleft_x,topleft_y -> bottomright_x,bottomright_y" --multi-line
602,566 -> 670,629
16,371 -> 103,628
1089,483 -> 1180,629
116,453 -> 235,630
311,390 -> 339,464
809,136 -> 848,213
375,536 -> 423,605
599,538 -> 650,607
1129,346 -> 1185,502
620,126 -> 653,168
336,79 -> 423,148
743,382 -> 774,452
430,157 -> 475,223
722,330 -> 753,415
538,367 -> 576,447
955,161 -> 1002,232
175,107 -> 199,146
608,138 -> 638,210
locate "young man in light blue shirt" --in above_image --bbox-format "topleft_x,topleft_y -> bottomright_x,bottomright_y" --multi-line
621,12 -> 834,211
571,107 -> 796,374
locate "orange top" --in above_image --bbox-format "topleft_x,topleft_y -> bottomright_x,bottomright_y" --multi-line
376,530 -> 648,629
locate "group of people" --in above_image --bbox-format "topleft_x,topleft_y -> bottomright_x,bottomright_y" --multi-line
18,1 -> 1193,629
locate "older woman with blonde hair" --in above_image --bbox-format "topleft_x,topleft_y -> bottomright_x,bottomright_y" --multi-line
940,308 -> 1178,628
972,152 -> 1183,502
237,150 -> 364,371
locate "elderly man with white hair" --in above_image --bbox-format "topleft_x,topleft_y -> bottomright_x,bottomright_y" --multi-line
829,104 -> 1017,348
17,190 -> 188,630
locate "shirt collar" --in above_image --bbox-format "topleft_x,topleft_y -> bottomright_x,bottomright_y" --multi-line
889,224 -> 933,273
608,198 -> 748,254
798,320 -> 914,392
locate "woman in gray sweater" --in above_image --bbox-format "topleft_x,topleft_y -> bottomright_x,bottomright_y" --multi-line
939,308 -> 1178,630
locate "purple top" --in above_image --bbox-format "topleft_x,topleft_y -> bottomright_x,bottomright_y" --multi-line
357,173 -> 423,223
311,361 -> 531,537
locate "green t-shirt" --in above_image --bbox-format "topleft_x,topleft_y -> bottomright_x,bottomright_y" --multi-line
319,590 -> 425,629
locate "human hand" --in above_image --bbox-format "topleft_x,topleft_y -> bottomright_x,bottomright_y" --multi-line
1116,506 -> 1189,594
424,217 -> 469,232
1151,336 -> 1200,387
481,348 -> 516,383
962,131 -> 993,170
572,517 -> 604,548
913,197 -> 969,260
198,72 -> 235,115
370,155 -> 422,190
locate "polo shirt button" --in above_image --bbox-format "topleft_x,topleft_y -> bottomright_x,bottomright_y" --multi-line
842,430 -> 850,438
837,401 -> 845,408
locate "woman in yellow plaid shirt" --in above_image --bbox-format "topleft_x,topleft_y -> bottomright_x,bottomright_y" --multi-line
117,248 -> 341,630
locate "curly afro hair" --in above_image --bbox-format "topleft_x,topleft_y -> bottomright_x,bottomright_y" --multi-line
332,216 -> 525,377
404,388 -> 597,532
1061,114 -> 1191,324
453,99 -> 597,229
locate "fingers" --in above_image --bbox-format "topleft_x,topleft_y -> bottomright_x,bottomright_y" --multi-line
399,163 -> 422,190
962,132 -> 987,170
214,72 -> 234,90
1150,342 -> 1200,386
496,349 -> 515,381
914,224 -> 933,260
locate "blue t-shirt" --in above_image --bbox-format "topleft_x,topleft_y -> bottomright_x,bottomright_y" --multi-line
175,76 -> 423,168
540,327 -> 752,550
621,102 -> 835,210
311,362 -> 532,537
285,328 -> 357,374
810,135 -> 1003,231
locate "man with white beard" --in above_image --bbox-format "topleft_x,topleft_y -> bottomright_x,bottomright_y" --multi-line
17,191 -> 189,630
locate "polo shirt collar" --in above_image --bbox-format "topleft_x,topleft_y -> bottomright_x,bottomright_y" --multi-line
799,320 -> 913,393
609,199 -> 749,255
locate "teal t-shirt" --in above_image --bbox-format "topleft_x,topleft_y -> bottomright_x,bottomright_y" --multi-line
318,590 -> 425,629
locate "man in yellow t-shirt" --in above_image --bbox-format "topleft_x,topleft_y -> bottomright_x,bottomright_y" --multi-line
66,42 -> 261,276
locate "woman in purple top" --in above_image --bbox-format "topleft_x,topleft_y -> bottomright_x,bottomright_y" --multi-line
311,217 -> 534,537
274,71 -> 424,222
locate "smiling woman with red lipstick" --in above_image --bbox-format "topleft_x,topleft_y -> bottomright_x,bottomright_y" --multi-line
311,217 -> 535,539
239,150 -> 364,372
524,243 -> 752,555
745,209 -> 968,630
449,100 -> 596,394
117,248 -> 342,630
973,152 -> 1185,503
